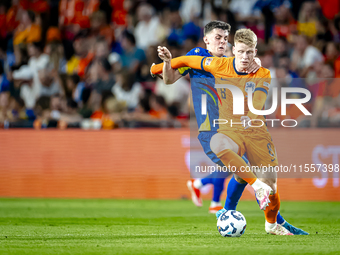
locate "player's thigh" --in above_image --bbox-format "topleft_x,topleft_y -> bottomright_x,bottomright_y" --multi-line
198,132 -> 230,178
198,132 -> 223,165
210,131 -> 241,155
211,131 -> 247,183
245,132 -> 278,167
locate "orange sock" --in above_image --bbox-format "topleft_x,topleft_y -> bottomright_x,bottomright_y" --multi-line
216,149 -> 257,185
264,191 -> 281,223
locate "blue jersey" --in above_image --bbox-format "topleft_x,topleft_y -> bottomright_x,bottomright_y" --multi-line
179,47 -> 226,132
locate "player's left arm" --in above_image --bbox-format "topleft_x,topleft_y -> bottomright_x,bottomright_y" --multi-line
151,56 -> 218,75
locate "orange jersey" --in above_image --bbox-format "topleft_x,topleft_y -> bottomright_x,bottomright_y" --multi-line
150,55 -> 278,166
151,56 -> 271,132
13,24 -> 42,45
201,57 -> 271,132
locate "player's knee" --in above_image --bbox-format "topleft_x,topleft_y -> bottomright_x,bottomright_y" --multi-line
210,133 -> 237,155
234,174 -> 247,184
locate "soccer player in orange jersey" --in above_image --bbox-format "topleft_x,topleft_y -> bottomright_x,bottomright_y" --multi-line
156,21 -> 262,214
152,29 -> 297,235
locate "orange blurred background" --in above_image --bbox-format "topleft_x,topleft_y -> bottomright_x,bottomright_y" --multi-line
0,129 -> 339,201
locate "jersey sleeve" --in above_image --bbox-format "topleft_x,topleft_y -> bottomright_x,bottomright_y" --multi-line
201,57 -> 225,76
179,47 -> 205,76
150,56 -> 205,75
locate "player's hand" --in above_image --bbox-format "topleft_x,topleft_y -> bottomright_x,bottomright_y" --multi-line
240,116 -> 251,129
246,57 -> 261,73
157,46 -> 172,62
150,63 -> 163,79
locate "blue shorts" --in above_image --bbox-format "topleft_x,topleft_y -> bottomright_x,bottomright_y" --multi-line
197,131 -> 249,167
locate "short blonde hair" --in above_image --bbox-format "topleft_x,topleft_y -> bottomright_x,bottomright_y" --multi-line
234,29 -> 257,47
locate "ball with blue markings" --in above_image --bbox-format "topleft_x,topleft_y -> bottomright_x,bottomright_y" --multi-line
217,210 -> 247,237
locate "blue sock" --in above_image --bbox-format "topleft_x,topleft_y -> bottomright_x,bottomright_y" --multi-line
224,176 -> 247,210
200,170 -> 230,202
276,211 -> 285,224
201,176 -> 213,185
212,178 -> 225,202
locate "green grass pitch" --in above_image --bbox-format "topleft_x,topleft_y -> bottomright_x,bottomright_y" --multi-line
0,198 -> 339,255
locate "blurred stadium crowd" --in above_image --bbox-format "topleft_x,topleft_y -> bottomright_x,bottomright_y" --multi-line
0,0 -> 339,129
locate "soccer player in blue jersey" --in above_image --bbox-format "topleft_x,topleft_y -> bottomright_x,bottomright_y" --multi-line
154,21 -> 308,235
157,21 -> 261,214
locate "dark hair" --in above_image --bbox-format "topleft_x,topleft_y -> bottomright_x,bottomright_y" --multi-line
81,87 -> 91,105
122,30 -> 136,45
335,16 -> 340,31
98,57 -> 111,72
185,35 -> 199,44
96,37 -> 107,45
168,1 -> 180,12
14,97 -> 25,108
139,89 -> 152,112
69,74 -> 80,85
154,95 -> 167,108
275,36 -> 288,44
67,98 -> 78,109
204,20 -> 231,36
168,103 -> 179,117
35,96 -> 50,111
32,41 -> 44,52
323,62 -> 334,71
278,53 -> 289,60
34,96 -> 50,117
51,93 -> 61,98
120,68 -> 135,91
167,38 -> 181,49
63,40 -> 75,61
74,29 -> 89,41
0,61 -> 3,75
27,10 -> 35,23
101,91 -> 114,108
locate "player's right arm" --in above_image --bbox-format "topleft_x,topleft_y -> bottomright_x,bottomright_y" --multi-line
157,46 -> 182,84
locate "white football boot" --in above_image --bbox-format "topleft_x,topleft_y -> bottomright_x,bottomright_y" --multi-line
266,223 -> 294,235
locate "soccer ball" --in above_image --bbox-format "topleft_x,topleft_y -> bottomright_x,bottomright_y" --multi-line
217,210 -> 247,237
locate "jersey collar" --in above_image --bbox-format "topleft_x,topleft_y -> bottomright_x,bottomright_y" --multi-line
233,58 -> 248,76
